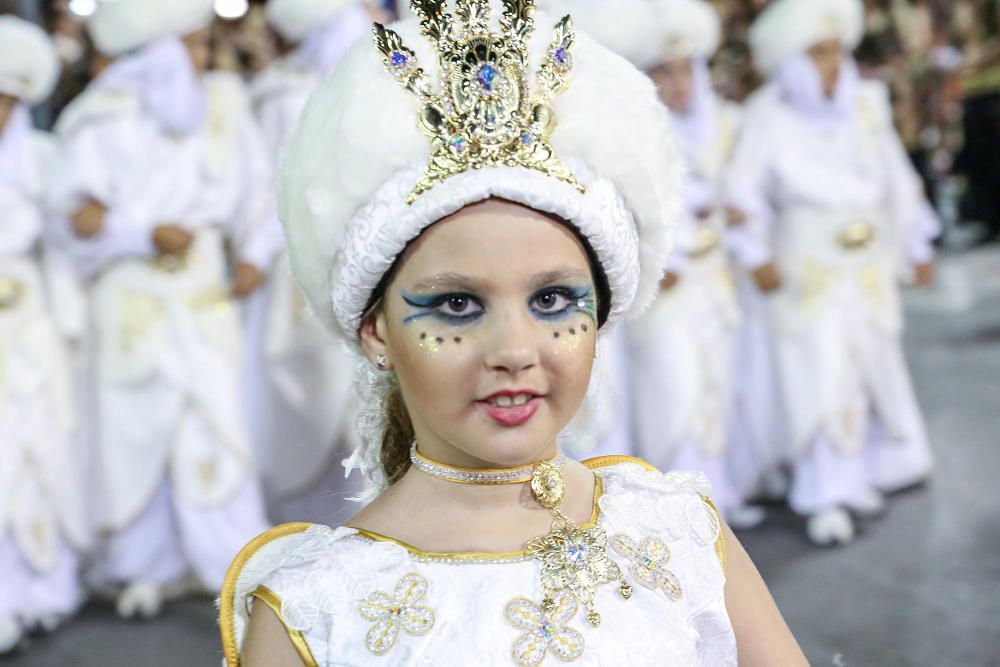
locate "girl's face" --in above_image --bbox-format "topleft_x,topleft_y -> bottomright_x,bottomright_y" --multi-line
360,199 -> 599,468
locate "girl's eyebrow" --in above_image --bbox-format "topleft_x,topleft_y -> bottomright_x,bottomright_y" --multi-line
410,273 -> 491,292
409,268 -> 591,293
528,269 -> 592,290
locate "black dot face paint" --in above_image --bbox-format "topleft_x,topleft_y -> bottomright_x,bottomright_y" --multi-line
454,337 -> 462,344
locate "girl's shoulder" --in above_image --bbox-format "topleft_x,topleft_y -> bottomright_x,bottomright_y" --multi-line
219,522 -> 410,666
585,455 -> 727,571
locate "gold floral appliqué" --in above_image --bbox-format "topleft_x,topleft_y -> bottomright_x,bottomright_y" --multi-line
610,534 -> 683,601
505,590 -> 585,666
359,572 -> 435,655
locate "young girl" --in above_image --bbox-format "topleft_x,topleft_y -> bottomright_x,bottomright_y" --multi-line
0,16 -> 89,653
726,0 -> 938,545
221,2 -> 807,664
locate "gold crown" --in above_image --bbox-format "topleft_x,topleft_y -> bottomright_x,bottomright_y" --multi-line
373,0 -> 585,204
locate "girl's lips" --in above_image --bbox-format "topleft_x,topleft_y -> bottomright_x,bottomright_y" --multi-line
477,396 -> 542,427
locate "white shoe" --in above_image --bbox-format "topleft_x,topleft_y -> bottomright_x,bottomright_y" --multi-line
116,582 -> 163,619
846,489 -> 886,518
0,615 -> 23,654
806,508 -> 855,547
726,505 -> 767,530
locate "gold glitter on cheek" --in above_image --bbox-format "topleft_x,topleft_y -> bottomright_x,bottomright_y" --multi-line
549,318 -> 591,356
416,330 -> 466,355
417,331 -> 444,355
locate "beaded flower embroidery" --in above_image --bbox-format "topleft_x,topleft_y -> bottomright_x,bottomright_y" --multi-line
610,534 -> 683,601
359,573 -> 435,655
505,590 -> 585,666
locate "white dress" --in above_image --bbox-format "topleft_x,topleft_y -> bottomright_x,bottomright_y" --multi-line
629,100 -> 748,518
220,459 -> 737,666
50,71 -> 270,589
724,80 -> 936,514
0,120 -> 89,620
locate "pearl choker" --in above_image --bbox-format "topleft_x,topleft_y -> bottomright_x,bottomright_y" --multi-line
409,443 -> 566,485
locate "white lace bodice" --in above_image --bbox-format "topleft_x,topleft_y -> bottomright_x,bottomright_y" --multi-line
221,460 -> 737,666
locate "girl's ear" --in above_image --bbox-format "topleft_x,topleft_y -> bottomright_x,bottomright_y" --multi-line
359,309 -> 392,371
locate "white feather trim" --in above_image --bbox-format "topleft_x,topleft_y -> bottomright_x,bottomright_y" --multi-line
0,16 -> 60,104
278,6 -> 684,344
750,0 -> 864,75
266,0 -> 358,42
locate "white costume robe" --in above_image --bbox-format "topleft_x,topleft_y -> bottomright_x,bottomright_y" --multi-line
221,459 -> 736,666
51,65 -> 270,590
629,96 -> 750,518
242,17 -> 371,524
725,71 -> 936,515
0,109 -> 89,621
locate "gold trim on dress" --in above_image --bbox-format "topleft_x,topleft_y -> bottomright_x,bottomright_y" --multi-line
248,585 -> 319,667
351,475 -> 604,562
581,455 -> 658,472
701,495 -> 727,575
219,522 -> 313,667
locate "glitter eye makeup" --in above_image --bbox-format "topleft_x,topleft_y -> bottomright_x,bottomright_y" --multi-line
528,286 -> 597,322
401,291 -> 485,326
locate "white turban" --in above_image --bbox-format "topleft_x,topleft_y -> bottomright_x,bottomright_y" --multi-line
749,0 -> 864,75
0,16 -> 60,104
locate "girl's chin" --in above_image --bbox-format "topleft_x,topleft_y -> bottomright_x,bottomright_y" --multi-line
456,425 -> 562,467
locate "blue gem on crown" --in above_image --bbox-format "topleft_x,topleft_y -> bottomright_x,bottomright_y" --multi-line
391,50 -> 408,68
477,64 -> 497,91
450,135 -> 468,153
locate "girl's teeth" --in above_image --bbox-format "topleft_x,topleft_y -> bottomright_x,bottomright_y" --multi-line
490,394 -> 533,408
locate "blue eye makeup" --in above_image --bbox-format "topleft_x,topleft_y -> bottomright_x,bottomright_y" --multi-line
529,286 -> 596,322
401,291 -> 485,325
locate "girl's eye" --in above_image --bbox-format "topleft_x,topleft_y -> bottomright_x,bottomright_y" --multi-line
532,289 -> 573,314
439,295 -> 481,317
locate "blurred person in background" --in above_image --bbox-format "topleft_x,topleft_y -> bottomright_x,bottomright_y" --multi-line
553,0 -> 770,527
238,0 -> 383,524
725,0 -> 939,546
47,0 -> 270,619
0,14 -> 90,653
956,0 -> 1000,243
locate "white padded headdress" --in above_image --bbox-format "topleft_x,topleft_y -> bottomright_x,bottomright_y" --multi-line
87,0 -> 215,56
279,0 -> 683,490
749,0 -> 864,75
267,0 -> 363,42
280,0 -> 682,342
0,16 -> 60,104
540,0 -> 720,70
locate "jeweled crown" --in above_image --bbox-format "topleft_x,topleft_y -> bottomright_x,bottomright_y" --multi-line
373,0 -> 584,204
